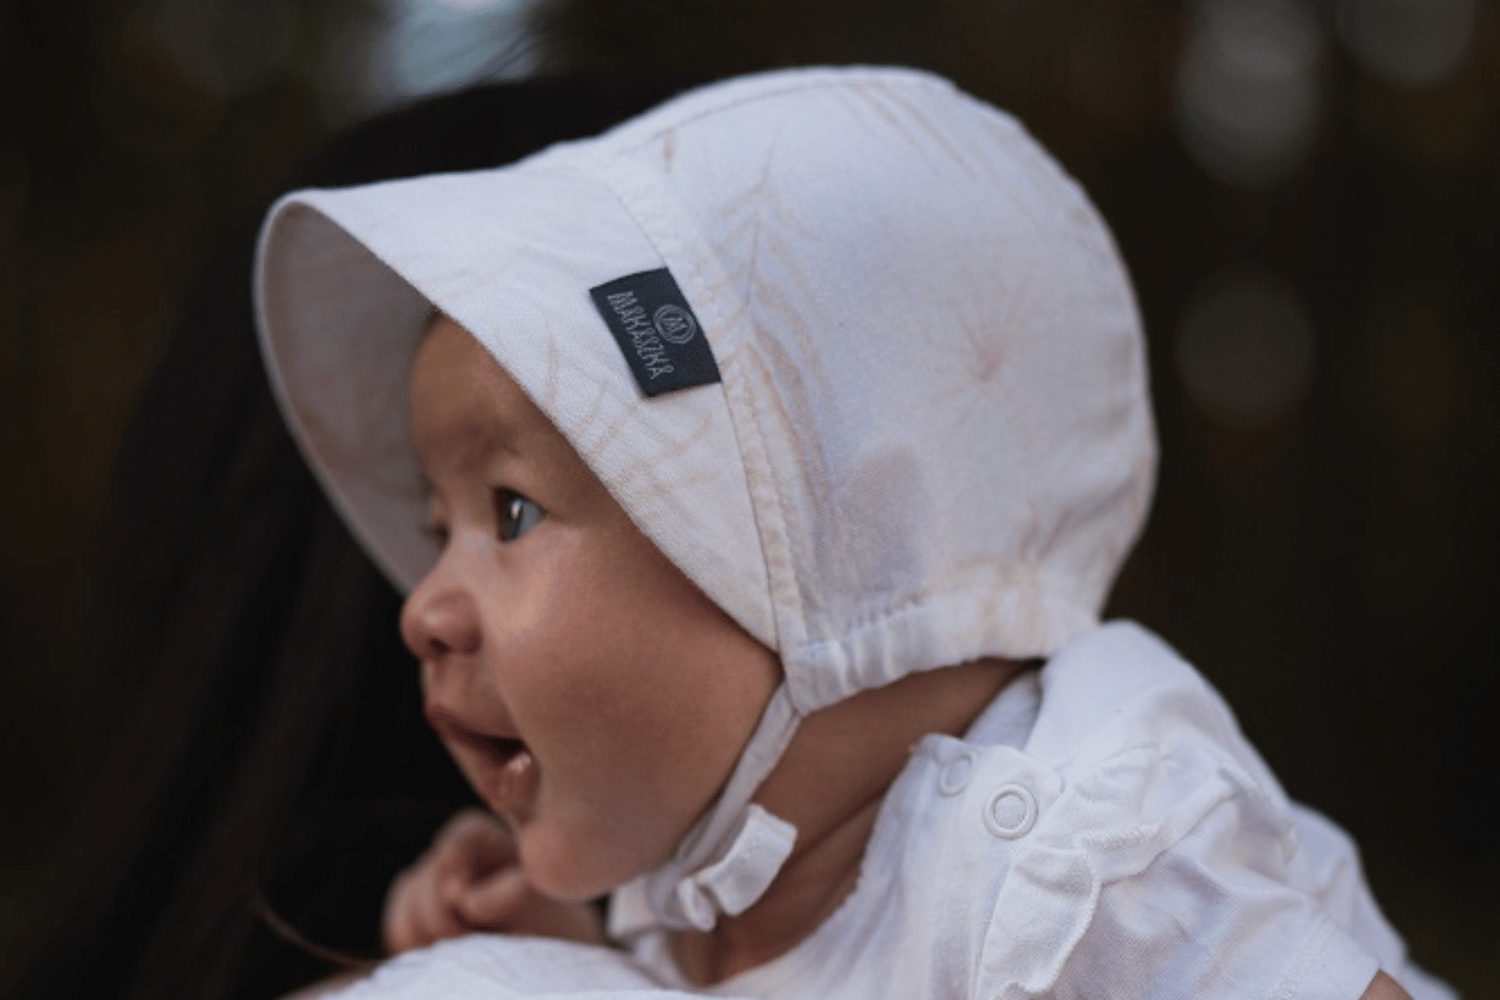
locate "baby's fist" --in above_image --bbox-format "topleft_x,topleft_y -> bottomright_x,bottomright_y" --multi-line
381,808 -> 604,954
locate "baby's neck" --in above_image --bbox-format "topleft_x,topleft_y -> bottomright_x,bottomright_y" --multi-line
668,657 -> 1027,985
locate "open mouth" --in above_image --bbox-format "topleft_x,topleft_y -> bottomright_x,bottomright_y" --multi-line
477,734 -> 528,767
424,706 -> 539,820
424,707 -> 529,768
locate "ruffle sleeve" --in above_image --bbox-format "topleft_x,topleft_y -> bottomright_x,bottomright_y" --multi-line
975,745 -> 1381,999
973,623 -> 1408,1000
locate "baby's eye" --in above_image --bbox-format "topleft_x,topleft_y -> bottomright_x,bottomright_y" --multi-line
495,490 -> 545,543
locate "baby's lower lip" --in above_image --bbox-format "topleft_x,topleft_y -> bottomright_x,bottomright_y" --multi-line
489,747 -> 539,824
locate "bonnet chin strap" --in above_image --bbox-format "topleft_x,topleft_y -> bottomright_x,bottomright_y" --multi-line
609,684 -> 803,935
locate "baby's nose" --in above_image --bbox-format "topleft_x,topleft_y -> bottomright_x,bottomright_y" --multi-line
400,569 -> 481,662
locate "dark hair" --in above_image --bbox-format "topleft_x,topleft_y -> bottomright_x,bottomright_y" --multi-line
10,75 -> 696,1000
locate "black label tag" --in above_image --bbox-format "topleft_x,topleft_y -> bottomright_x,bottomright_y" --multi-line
589,269 -> 721,397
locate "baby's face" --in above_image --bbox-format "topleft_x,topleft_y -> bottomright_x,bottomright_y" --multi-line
401,315 -> 781,902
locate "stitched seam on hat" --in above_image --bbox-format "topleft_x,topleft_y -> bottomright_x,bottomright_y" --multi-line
787,573 -> 1097,710
676,251 -> 810,662
581,148 -> 795,656
732,341 -> 813,679
806,563 -> 1089,642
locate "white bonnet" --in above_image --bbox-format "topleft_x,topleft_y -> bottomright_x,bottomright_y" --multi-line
255,66 -> 1156,931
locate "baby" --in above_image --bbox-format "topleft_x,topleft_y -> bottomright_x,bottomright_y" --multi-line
255,67 -> 1449,999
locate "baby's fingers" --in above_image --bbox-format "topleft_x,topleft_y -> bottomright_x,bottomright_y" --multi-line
455,870 -> 605,944
451,865 -> 530,928
383,809 -> 519,954
432,809 -> 516,876
383,867 -> 468,954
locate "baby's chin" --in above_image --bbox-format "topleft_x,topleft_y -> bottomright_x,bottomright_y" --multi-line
514,819 -> 657,905
512,783 -> 708,904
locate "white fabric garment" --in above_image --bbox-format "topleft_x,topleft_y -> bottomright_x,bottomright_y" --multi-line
629,622 -> 1457,1000
319,626 -> 1452,1000
323,935 -> 705,999
255,66 -> 1155,930
318,624 -> 1455,1000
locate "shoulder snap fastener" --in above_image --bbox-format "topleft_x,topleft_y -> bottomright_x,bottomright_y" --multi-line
983,784 -> 1037,838
938,749 -> 978,795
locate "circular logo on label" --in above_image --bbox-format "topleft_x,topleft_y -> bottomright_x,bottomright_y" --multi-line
653,304 -> 699,345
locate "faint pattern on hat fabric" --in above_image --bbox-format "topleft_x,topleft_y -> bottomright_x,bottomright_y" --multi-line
590,70 -> 1156,712
257,66 -> 1156,714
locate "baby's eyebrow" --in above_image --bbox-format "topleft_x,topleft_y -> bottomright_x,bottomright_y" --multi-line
414,408 -> 524,497
453,415 -> 520,470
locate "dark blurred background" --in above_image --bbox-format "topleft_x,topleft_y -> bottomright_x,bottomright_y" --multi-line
1,0 -> 1495,996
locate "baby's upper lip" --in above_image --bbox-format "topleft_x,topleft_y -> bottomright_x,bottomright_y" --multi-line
424,703 -> 524,750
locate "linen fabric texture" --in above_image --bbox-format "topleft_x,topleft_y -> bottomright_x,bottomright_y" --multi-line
255,66 -> 1156,931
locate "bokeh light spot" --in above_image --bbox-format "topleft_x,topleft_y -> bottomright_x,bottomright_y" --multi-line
149,0 -> 301,95
1337,0 -> 1476,88
1177,269 -> 1317,430
364,0 -> 540,107
92,43 -> 226,162
1176,0 -> 1325,188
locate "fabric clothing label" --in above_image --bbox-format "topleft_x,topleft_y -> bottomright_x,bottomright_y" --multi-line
590,269 -> 721,397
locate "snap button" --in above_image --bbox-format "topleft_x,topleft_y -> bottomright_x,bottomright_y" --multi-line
983,784 -> 1037,839
938,749 -> 978,795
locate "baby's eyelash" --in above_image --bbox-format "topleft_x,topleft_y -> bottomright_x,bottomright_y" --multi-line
414,494 -> 541,546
